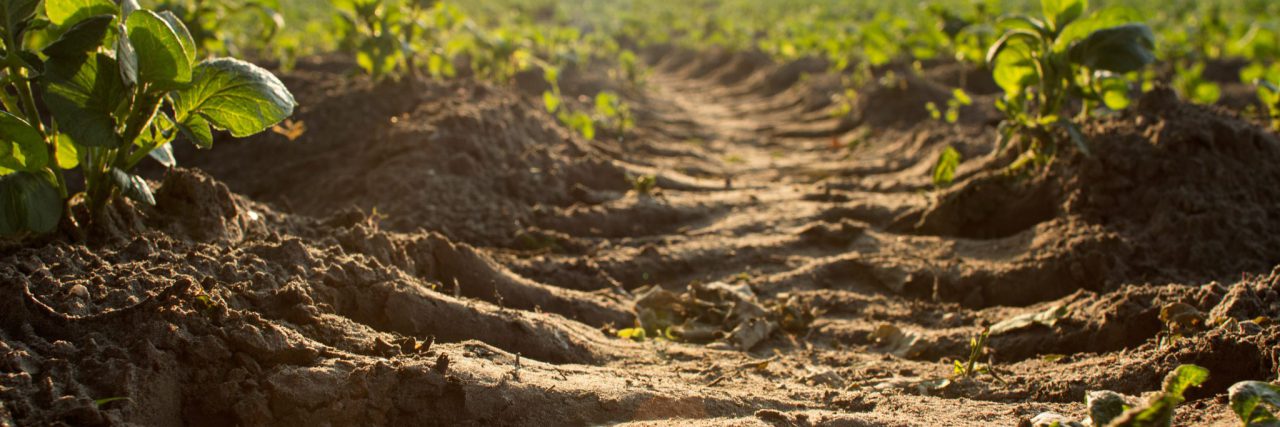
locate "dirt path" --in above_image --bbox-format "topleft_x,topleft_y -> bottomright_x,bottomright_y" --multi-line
3,50 -> 1277,426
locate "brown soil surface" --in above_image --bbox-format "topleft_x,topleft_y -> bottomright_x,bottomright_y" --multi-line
3,50 -> 1279,426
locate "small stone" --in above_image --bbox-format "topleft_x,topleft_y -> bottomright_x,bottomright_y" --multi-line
68,285 -> 89,300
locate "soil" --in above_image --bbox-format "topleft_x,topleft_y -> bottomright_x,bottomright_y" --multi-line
3,48 -> 1279,426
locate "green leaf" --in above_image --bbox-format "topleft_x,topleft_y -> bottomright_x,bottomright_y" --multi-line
931,145 -> 961,188
991,35 -> 1038,95
43,0 -> 115,28
125,9 -> 193,89
1087,391 -> 1128,427
54,133 -> 78,169
0,110 -> 48,172
155,11 -> 195,65
174,58 -> 296,138
1229,381 -> 1280,426
1098,75 -> 1132,110
108,167 -> 154,205
1053,6 -> 1143,53
1068,24 -> 1156,74
177,114 -> 213,148
0,171 -> 62,235
42,52 -> 127,147
1110,365 -> 1208,427
117,22 -> 138,87
1163,365 -> 1209,397
543,91 -> 559,113
1041,0 -> 1086,32
92,397 -> 130,407
42,14 -> 113,59
147,143 -> 175,167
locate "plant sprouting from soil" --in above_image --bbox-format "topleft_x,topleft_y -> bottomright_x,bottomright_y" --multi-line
925,88 -> 973,124
335,0 -> 438,80
1229,381 -> 1280,427
1035,364 -> 1208,427
932,145 -> 962,188
987,0 -> 1156,167
1107,364 -> 1208,426
0,0 -> 296,236
952,328 -> 994,379
631,174 -> 658,196
153,0 -> 284,56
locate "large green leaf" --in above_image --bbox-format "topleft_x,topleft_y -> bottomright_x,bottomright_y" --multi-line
991,36 -> 1038,95
0,110 -> 47,172
1041,0 -> 1086,32
174,58 -> 296,138
1053,6 -> 1143,53
42,52 -> 127,147
44,0 -> 115,28
1068,24 -> 1156,74
125,9 -> 193,89
0,171 -> 62,235
1230,381 -> 1280,426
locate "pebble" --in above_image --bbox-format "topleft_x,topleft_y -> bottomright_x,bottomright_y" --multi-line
68,284 -> 89,300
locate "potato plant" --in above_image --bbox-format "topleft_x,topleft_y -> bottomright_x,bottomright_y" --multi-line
986,0 -> 1156,165
0,0 -> 295,236
335,0 -> 438,80
151,0 -> 285,56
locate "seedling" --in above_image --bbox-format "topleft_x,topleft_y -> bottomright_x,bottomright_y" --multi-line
1173,62 -> 1221,105
594,91 -> 634,135
335,0 -> 437,80
0,0 -> 296,236
1037,364 -> 1208,427
631,174 -> 658,196
931,145 -> 962,188
952,328 -> 994,379
926,88 -> 973,124
987,0 -> 1156,167
1107,364 -> 1208,426
153,0 -> 283,56
1229,381 -> 1280,426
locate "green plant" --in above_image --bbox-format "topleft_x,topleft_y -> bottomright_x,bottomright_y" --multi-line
631,174 -> 657,196
1038,364 -> 1208,427
952,328 -> 992,379
931,145 -> 962,188
1230,381 -> 1280,426
1108,364 -> 1208,426
926,88 -> 973,124
593,91 -> 634,135
1172,62 -> 1221,105
0,0 -> 295,236
152,0 -> 284,56
335,0 -> 437,80
987,0 -> 1156,166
